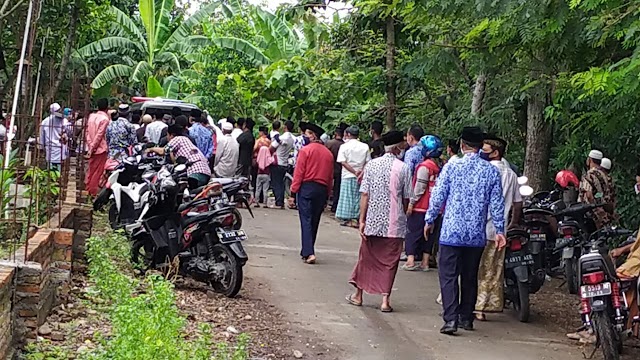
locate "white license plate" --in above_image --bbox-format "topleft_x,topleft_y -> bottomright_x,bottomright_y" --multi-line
581,282 -> 611,298
529,233 -> 546,241
505,253 -> 534,269
216,229 -> 248,243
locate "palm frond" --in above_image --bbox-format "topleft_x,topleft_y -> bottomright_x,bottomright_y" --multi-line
139,0 -> 157,60
131,60 -> 152,83
212,36 -> 271,65
110,5 -> 146,46
161,2 -> 220,53
76,37 -> 144,60
91,64 -> 133,89
156,52 -> 180,74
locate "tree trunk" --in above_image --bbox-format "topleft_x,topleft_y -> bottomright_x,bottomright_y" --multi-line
523,78 -> 552,192
44,0 -> 79,105
471,73 -> 487,117
385,15 -> 396,130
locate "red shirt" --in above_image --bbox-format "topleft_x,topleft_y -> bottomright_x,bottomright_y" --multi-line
291,142 -> 334,194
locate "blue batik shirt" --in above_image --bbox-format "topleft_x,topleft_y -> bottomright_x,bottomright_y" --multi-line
404,143 -> 423,174
425,152 -> 505,248
189,123 -> 214,158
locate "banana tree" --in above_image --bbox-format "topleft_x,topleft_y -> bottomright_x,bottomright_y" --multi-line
76,0 -> 219,97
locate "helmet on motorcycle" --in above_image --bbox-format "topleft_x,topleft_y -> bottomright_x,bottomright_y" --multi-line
555,170 -> 580,188
420,135 -> 444,158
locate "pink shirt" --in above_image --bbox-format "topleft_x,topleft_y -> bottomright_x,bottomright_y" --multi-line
85,111 -> 110,155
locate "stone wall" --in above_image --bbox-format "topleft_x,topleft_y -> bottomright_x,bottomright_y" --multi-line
0,205 -> 92,358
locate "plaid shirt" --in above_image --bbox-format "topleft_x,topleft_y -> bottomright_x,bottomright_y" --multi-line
167,136 -> 211,177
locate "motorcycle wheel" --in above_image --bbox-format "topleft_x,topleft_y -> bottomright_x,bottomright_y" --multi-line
232,208 -> 242,230
131,238 -> 154,271
108,203 -> 119,229
565,257 -> 579,295
209,244 -> 243,298
592,312 -> 620,360
514,281 -> 530,323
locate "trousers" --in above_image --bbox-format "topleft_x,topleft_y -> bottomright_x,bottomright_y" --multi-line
439,245 -> 484,323
85,152 -> 107,197
270,165 -> 287,207
331,171 -> 341,213
255,174 -> 270,204
297,182 -> 327,258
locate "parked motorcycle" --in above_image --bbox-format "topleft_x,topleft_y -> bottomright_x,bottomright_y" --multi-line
504,228 -> 547,322
129,162 -> 248,297
577,227 -> 633,360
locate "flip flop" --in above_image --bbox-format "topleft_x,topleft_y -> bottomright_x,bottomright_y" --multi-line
345,295 -> 362,307
475,313 -> 487,322
380,306 -> 394,313
418,266 -> 431,272
305,256 -> 316,264
401,264 -> 420,271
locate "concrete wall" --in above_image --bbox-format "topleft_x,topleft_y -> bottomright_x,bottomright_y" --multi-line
0,204 -> 92,358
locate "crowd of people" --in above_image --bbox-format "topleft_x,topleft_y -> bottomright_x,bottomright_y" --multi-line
35,97 -> 639,337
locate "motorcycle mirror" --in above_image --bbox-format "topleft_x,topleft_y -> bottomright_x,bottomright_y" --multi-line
517,176 -> 528,185
174,164 -> 187,172
176,156 -> 188,164
519,185 -> 534,197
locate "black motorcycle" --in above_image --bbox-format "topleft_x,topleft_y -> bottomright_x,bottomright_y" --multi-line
522,190 -> 564,278
577,227 -> 633,360
504,228 -> 546,322
130,163 -> 248,297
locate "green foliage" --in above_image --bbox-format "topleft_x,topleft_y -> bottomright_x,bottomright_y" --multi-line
23,167 -> 60,225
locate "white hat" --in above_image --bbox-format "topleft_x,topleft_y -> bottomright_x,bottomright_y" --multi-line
601,157 -> 612,170
222,122 -> 233,131
218,118 -> 227,125
49,103 -> 61,113
588,150 -> 603,160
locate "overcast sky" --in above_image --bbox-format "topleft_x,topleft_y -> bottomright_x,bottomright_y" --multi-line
186,0 -> 352,18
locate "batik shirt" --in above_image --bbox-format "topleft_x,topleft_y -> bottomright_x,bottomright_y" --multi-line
292,134 -> 308,166
579,167 -> 615,229
188,122 -> 214,158
360,153 -> 413,239
106,117 -> 137,158
425,153 -> 505,248
404,143 -> 423,174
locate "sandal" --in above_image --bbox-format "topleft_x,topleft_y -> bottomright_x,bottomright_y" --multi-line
345,294 -> 362,307
418,266 -> 431,272
475,313 -> 487,322
401,264 -> 420,271
380,306 -> 394,313
305,256 -> 316,264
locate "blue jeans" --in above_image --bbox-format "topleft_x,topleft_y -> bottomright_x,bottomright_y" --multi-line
270,165 -> 287,207
297,182 -> 327,258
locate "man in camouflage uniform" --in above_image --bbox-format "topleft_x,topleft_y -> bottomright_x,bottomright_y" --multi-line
579,150 -> 616,230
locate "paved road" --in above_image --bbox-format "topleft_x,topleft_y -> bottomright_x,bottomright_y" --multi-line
242,209 -> 590,360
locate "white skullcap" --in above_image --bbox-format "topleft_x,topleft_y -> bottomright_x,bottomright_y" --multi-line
50,103 -> 61,113
601,157 -> 611,170
588,150 -> 603,160
222,122 -> 233,131
218,118 -> 227,125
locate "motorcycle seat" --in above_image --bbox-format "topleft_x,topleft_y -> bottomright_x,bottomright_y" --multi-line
507,228 -> 529,238
209,178 -> 235,185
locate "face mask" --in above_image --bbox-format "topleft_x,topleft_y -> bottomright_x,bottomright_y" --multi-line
302,135 -> 310,145
479,150 -> 491,161
344,138 -> 351,143
396,149 -> 406,160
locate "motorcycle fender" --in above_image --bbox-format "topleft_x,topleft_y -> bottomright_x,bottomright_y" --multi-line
562,247 -> 575,259
590,299 -> 607,312
228,242 -> 248,261
513,266 -> 529,283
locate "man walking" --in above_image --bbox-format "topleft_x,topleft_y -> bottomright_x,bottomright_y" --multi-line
84,98 -> 110,196
270,120 -> 295,209
475,136 -> 522,321
291,123 -> 334,264
325,126 -> 346,213
40,103 -> 72,171
347,131 -> 412,312
336,126 -> 370,227
214,122 -> 240,178
106,104 -> 137,160
424,126 -> 505,334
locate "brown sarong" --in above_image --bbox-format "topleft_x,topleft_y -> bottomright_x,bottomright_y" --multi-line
349,236 -> 403,295
475,240 -> 505,313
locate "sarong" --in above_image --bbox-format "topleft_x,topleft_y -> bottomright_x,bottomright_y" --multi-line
336,177 -> 360,220
85,152 -> 107,197
349,236 -> 403,295
618,230 -> 640,334
475,240 -> 505,313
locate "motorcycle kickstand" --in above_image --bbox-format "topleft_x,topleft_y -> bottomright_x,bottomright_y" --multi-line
581,345 -> 598,360
557,280 -> 567,289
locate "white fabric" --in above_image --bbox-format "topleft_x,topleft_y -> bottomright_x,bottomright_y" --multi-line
589,150 -> 603,160
337,139 -> 371,179
50,103 -> 61,113
486,159 -> 522,240
601,157 -> 611,170
231,128 -> 243,139
270,130 -> 279,139
271,131 -> 294,166
222,122 -> 233,131
214,134 -> 239,178
144,121 -> 168,144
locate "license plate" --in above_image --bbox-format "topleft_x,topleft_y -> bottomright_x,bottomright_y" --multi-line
529,233 -> 546,241
216,229 -> 248,244
505,253 -> 534,269
581,282 -> 611,298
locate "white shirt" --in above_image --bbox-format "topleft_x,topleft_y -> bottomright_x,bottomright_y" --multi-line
486,159 -> 522,240
337,139 -> 371,179
145,121 -> 168,144
231,128 -> 243,140
270,130 -> 280,140
271,131 -> 294,166
214,134 -> 240,178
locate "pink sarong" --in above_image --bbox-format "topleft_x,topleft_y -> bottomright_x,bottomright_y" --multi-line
349,236 -> 403,295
